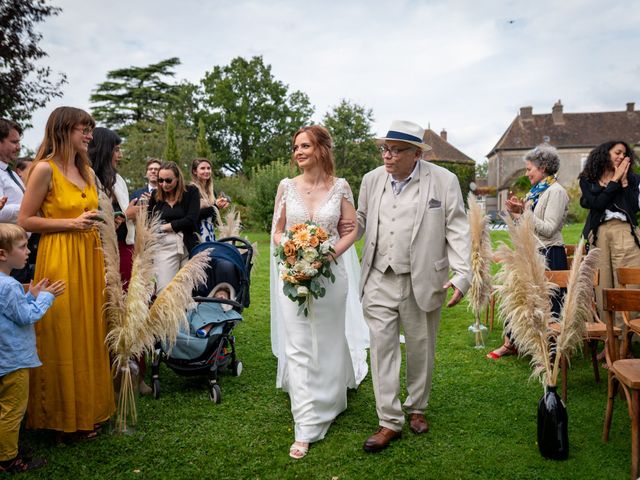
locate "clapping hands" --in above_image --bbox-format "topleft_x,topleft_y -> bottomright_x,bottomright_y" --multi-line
505,192 -> 524,218
29,278 -> 66,298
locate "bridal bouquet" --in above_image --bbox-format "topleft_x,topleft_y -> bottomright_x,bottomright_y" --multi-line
274,221 -> 336,316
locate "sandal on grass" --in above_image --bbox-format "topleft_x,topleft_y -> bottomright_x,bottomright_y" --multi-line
289,442 -> 309,459
0,456 -> 46,473
486,343 -> 517,360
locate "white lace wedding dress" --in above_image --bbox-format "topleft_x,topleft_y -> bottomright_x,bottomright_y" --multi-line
270,177 -> 369,443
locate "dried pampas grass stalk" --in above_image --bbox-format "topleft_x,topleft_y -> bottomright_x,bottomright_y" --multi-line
147,249 -> 211,352
467,193 -> 493,346
101,204 -> 209,432
549,241 -> 600,385
97,194 -> 125,333
217,206 -> 242,239
495,210 -> 554,385
217,206 -> 258,260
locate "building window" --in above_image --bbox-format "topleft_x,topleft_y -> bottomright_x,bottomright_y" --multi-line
580,154 -> 588,173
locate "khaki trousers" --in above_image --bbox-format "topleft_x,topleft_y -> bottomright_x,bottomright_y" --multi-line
0,369 -> 28,461
153,231 -> 188,293
363,267 -> 440,431
594,220 -> 640,323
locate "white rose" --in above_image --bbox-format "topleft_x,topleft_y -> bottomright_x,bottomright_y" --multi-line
296,286 -> 309,297
319,242 -> 331,254
302,247 -> 318,262
303,268 -> 318,277
294,260 -> 310,272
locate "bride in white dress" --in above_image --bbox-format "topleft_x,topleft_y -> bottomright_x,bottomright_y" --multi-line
270,125 -> 369,459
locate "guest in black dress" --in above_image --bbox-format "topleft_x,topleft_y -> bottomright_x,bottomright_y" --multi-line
147,161 -> 199,292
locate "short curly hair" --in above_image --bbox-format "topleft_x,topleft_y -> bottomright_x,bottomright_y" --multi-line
524,144 -> 560,176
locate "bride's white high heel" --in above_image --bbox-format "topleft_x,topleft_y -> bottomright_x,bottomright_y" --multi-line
289,442 -> 309,459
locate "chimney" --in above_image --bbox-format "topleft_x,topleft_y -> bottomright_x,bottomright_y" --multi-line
552,99 -> 564,124
440,129 -> 447,142
627,102 -> 635,112
520,106 -> 533,121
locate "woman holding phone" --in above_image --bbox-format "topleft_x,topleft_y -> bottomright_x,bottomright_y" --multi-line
18,107 -> 115,437
190,158 -> 229,243
147,161 -> 200,292
88,127 -> 139,286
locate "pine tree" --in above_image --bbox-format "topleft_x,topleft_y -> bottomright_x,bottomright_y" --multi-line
164,115 -> 179,163
195,118 -> 212,159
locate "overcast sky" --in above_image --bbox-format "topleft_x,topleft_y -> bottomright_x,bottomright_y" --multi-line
19,0 -> 640,164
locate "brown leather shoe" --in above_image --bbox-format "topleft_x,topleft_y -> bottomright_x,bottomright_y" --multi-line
409,413 -> 429,434
363,426 -> 401,453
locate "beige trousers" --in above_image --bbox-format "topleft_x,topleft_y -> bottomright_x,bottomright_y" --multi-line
594,220 -> 640,323
362,267 -> 440,431
0,369 -> 28,461
153,230 -> 188,293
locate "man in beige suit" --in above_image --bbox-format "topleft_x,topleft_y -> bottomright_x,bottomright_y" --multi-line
357,120 -> 471,452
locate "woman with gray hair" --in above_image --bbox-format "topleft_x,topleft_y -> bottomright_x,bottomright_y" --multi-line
487,144 -> 569,359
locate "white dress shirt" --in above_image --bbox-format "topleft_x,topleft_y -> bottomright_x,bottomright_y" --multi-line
0,161 -> 25,223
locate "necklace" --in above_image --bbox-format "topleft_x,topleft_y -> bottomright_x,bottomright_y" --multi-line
303,180 -> 322,195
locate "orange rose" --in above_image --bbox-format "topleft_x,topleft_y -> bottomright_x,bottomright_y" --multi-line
283,241 -> 296,257
286,255 -> 297,265
309,235 -> 319,247
317,229 -> 328,242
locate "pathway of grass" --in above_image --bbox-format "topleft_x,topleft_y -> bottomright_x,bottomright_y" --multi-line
14,225 -> 631,479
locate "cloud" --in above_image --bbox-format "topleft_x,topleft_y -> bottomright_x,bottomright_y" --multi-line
20,0 -> 640,165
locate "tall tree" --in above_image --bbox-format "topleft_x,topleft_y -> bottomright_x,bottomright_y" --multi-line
323,99 -> 379,201
195,118 -> 212,159
90,57 -> 185,129
0,0 -> 67,126
119,120 -> 196,190
164,115 -> 179,163
201,56 -> 313,174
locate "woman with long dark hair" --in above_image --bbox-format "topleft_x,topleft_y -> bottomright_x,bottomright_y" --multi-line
18,107 -> 114,438
88,127 -> 139,285
579,140 -> 640,318
147,161 -> 200,292
88,127 -> 151,394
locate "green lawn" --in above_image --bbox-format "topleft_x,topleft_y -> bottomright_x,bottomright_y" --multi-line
12,225 -> 632,480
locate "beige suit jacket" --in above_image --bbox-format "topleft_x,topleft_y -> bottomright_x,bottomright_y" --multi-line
357,160 -> 471,312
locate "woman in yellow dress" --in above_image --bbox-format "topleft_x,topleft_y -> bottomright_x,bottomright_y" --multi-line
18,107 -> 114,437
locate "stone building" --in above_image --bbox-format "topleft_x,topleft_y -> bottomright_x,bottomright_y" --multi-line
423,128 -> 476,200
486,100 -> 640,215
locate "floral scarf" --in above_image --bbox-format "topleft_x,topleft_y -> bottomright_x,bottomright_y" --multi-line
525,175 -> 556,210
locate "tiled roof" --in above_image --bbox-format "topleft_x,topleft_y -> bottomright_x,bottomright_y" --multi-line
488,103 -> 640,157
422,129 -> 475,165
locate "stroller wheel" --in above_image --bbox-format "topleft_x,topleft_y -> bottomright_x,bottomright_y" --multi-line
209,384 -> 222,404
231,360 -> 243,377
152,379 -> 160,400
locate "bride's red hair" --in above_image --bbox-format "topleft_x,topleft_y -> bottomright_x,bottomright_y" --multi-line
291,125 -> 335,178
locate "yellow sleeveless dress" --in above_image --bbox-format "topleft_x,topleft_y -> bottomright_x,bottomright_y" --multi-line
27,161 -> 114,432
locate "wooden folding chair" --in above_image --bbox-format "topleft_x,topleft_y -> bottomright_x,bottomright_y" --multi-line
602,288 -> 640,480
545,269 -> 620,402
564,244 -> 576,266
615,267 -> 640,358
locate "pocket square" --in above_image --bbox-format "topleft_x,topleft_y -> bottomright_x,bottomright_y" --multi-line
428,198 -> 442,208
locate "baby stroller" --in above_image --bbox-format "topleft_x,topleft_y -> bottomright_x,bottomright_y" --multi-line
151,236 -> 253,403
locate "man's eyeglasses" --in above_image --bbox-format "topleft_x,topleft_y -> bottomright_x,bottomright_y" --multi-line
157,177 -> 175,184
75,126 -> 93,136
379,145 -> 413,156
